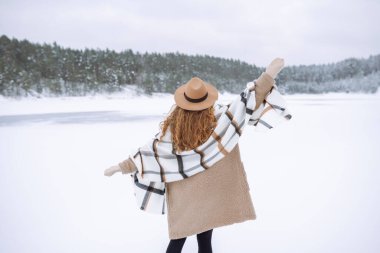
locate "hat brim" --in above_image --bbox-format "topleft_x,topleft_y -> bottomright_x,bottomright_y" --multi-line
174,82 -> 219,111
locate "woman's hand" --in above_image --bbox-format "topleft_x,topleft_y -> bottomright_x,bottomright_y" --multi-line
265,58 -> 285,79
104,165 -> 122,177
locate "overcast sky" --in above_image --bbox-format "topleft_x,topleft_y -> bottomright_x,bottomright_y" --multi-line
0,0 -> 379,66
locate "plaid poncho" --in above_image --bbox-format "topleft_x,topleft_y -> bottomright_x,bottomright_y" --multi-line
128,80 -> 292,215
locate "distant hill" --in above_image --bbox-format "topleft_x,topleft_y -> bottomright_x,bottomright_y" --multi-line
0,34 -> 379,97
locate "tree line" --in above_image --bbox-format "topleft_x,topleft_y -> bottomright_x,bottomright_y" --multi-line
0,34 -> 379,97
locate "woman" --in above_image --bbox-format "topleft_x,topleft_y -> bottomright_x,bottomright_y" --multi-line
105,58 -> 287,252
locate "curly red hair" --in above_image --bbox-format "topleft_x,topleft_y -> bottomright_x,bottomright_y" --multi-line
158,104 -> 217,152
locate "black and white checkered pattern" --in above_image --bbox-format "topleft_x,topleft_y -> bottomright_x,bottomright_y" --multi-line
128,81 -> 292,215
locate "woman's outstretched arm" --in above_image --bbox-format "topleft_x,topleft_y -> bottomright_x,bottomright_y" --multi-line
119,158 -> 138,174
104,157 -> 137,176
253,58 -> 285,110
253,72 -> 275,110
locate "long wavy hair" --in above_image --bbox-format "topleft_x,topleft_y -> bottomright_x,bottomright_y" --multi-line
158,104 -> 217,152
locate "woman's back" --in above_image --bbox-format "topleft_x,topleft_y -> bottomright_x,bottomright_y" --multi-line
165,143 -> 256,239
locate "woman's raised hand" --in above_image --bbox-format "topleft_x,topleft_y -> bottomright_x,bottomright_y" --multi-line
104,165 -> 122,177
265,58 -> 285,79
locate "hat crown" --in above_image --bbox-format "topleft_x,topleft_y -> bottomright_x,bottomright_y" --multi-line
184,77 -> 208,99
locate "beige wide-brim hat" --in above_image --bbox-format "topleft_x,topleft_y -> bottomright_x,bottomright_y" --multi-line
174,77 -> 219,111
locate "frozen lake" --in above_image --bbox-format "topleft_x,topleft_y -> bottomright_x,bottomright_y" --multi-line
0,91 -> 379,253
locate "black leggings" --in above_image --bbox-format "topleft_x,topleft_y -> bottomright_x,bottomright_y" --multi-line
166,229 -> 213,253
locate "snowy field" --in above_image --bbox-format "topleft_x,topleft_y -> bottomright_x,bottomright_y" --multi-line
0,90 -> 380,253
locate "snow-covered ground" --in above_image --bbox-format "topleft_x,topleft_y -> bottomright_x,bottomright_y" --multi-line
0,91 -> 379,253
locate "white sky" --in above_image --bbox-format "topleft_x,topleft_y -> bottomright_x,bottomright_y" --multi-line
0,0 -> 379,66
